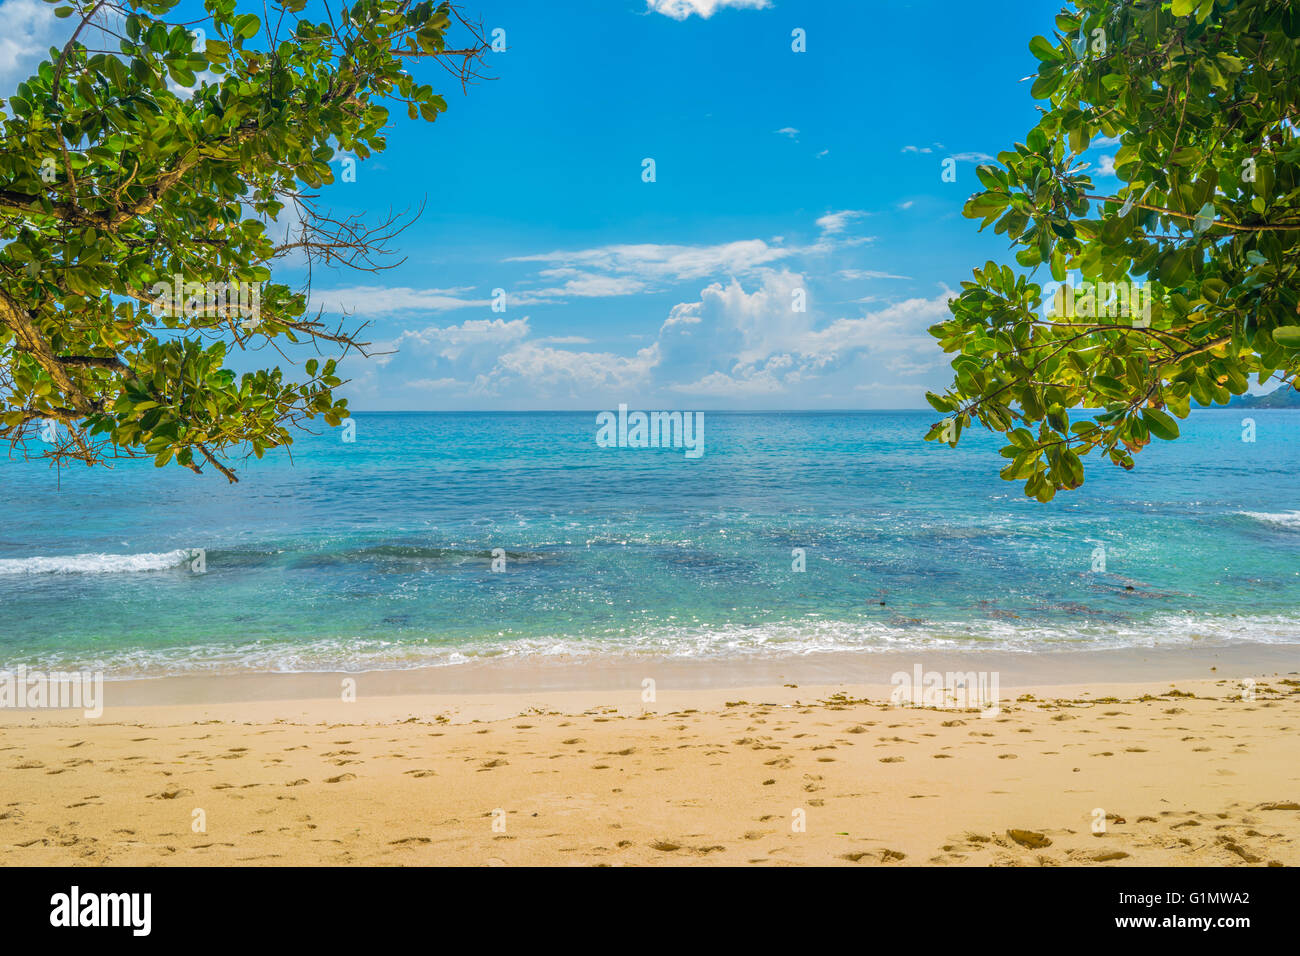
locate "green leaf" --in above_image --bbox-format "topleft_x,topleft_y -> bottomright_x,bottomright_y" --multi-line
1141,409 -> 1180,441
1030,70 -> 1062,100
975,164 -> 1003,190
925,392 -> 952,413
233,14 -> 260,39
1028,36 -> 1062,62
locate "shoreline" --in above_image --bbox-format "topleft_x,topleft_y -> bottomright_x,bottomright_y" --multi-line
4,640 -> 1294,713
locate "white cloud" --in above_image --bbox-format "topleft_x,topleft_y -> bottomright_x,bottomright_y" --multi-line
507,214 -> 873,305
310,286 -> 488,315
0,0 -> 60,92
838,269 -> 911,281
947,151 -> 996,163
407,377 -> 465,389
661,302 -> 703,331
901,145 -> 933,154
887,356 -> 943,375
479,341 -> 661,396
852,382 -> 928,394
0,2 -> 127,93
651,271 -> 955,402
700,270 -> 812,366
511,272 -> 648,303
394,318 -> 531,361
1096,154 -> 1117,177
775,127 -> 799,139
798,293 -> 953,361
509,239 -> 796,284
645,0 -> 771,20
670,363 -> 792,396
328,207 -> 956,407
816,209 -> 869,235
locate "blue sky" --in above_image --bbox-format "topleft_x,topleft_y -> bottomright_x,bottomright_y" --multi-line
2,0 -> 1122,410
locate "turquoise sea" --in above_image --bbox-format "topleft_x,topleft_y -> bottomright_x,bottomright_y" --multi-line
2,410 -> 1299,676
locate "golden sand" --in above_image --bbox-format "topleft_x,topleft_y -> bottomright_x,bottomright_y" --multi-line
1,674 -> 1297,866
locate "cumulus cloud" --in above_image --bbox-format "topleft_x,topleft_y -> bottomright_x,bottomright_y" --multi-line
341,272 -> 953,407
670,362 -> 794,396
477,341 -> 661,397
0,0 -> 61,92
394,318 -> 530,361
672,270 -> 813,367
797,293 -> 954,361
324,210 -> 952,407
656,274 -> 954,399
645,0 -> 771,20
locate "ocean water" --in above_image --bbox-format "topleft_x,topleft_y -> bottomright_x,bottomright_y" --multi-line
2,410 -> 1299,676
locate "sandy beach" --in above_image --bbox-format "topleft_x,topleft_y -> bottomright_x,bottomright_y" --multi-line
2,652 -> 1298,866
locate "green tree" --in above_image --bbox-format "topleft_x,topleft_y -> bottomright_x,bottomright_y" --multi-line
926,0 -> 1300,500
0,0 -> 485,480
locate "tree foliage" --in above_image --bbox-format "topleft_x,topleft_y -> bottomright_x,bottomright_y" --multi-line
926,0 -> 1300,500
0,0 -> 485,480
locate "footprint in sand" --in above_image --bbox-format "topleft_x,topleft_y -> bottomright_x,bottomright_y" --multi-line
149,786 -> 193,800
1006,829 -> 1052,849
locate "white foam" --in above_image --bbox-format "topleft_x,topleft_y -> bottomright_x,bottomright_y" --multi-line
0,550 -> 195,575
14,612 -> 1300,678
1238,510 -> 1300,529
